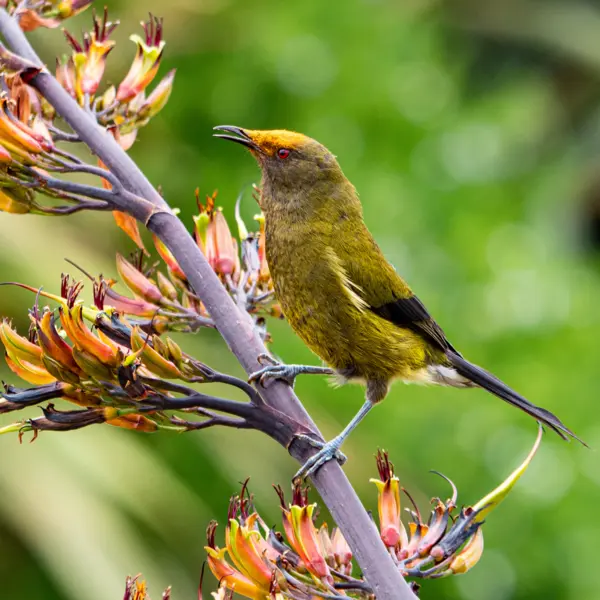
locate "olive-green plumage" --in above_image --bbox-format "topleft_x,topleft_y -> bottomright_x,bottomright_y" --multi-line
214,125 -> 582,473
260,150 -> 444,394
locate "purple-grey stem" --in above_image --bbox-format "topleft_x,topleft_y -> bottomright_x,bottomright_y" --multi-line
0,9 -> 416,599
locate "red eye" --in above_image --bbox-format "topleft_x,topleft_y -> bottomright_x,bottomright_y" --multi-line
277,148 -> 290,159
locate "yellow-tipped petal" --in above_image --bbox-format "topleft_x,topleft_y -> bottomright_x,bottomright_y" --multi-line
5,354 -> 55,385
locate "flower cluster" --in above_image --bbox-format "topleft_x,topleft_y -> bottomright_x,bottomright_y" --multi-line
0,197 -> 277,439
205,428 -> 542,598
0,274 -> 202,437
5,1 -> 94,32
0,8 -> 173,220
107,190 -> 276,332
58,9 -> 174,132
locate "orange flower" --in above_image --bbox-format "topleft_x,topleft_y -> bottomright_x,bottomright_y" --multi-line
370,450 -> 408,549
64,9 -> 118,99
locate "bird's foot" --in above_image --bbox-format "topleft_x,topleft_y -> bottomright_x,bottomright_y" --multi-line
292,434 -> 347,481
249,354 -> 333,388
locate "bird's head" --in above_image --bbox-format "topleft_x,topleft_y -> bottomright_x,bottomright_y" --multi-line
213,126 -> 346,196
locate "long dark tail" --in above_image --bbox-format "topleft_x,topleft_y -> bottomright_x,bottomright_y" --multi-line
446,352 -> 586,445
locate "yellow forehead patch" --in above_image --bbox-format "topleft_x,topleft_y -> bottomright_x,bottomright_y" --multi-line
243,129 -> 311,156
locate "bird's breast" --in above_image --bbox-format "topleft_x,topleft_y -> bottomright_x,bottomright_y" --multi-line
264,220 -> 429,380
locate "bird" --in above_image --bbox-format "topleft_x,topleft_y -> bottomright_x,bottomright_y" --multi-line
214,125 -> 584,480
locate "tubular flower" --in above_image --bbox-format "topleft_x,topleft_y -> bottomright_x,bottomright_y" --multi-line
0,7 -> 173,170
117,15 -> 166,103
64,8 -> 118,100
0,274 -> 211,438
0,96 -> 45,161
195,191 -> 242,279
204,429 -> 543,597
205,482 -> 332,600
370,450 -> 408,548
0,203 -> 275,438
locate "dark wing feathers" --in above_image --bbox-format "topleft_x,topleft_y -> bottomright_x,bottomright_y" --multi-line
370,294 -> 459,354
370,294 -> 584,445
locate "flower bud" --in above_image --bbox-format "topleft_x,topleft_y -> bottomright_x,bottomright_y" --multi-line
137,69 -> 175,122
153,235 -> 187,281
156,271 -> 178,301
116,253 -> 163,304
130,327 -> 183,379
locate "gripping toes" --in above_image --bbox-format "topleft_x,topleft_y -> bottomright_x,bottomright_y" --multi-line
248,359 -> 300,387
293,434 -> 347,481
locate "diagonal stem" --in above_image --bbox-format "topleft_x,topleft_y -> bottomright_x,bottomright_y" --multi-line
0,10 -> 416,599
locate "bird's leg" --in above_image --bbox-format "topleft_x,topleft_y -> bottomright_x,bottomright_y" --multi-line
292,398 -> 375,481
249,353 -> 334,387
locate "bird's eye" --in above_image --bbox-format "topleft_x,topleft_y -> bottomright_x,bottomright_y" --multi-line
277,148 -> 291,159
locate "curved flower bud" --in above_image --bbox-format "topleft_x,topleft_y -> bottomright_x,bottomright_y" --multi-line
4,354 -> 55,385
0,97 -> 44,159
37,311 -> 81,377
130,326 -> 183,379
113,211 -> 148,254
152,235 -> 187,281
16,10 -> 61,32
103,285 -> 159,318
0,320 -> 55,385
156,271 -> 178,301
0,321 -> 43,366
60,305 -> 120,367
137,69 -> 175,123
116,253 -> 163,304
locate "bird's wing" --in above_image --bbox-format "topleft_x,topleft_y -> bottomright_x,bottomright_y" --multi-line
370,293 -> 459,354
331,223 -> 458,353
332,228 -> 584,443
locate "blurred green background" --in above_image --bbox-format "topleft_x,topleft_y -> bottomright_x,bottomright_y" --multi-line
1,0 -> 599,598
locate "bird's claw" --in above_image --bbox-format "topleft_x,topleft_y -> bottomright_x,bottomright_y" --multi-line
248,355 -> 301,387
292,434 -> 347,481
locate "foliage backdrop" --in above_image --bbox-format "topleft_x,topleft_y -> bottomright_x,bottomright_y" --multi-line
0,0 -> 598,599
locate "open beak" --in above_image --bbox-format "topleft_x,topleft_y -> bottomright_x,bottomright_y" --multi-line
213,125 -> 259,151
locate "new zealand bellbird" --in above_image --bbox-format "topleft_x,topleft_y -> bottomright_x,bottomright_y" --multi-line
214,125 -> 583,479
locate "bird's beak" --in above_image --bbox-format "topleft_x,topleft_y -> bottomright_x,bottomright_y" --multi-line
213,125 -> 259,151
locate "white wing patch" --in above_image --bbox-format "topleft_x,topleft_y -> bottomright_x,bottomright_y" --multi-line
324,246 -> 368,313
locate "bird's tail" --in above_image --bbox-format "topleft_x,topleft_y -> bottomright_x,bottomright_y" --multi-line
446,352 -> 586,445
